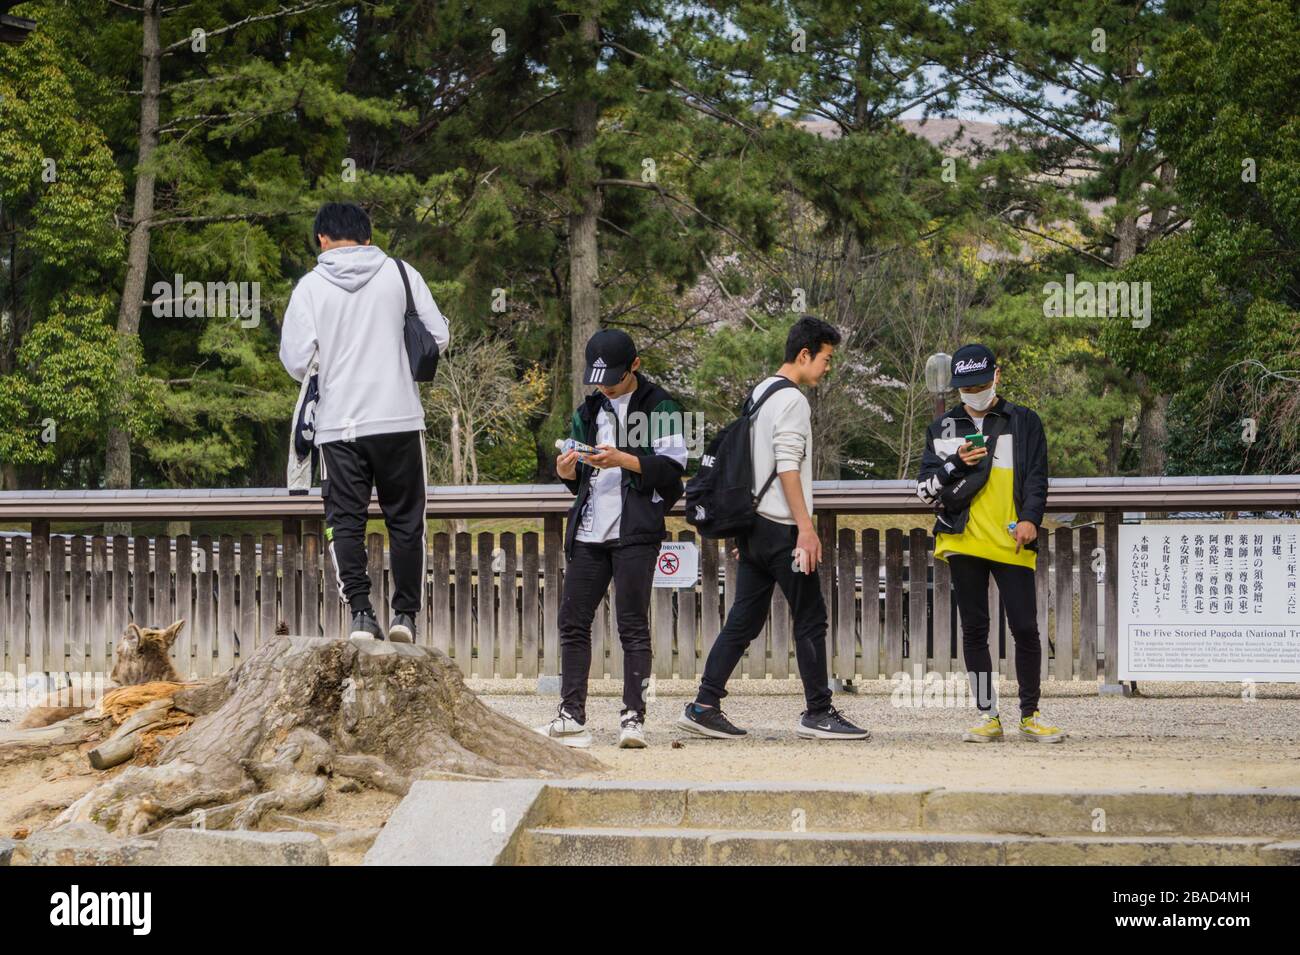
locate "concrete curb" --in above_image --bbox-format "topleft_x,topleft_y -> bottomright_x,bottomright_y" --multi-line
364,779 -> 547,865
365,778 -> 1300,866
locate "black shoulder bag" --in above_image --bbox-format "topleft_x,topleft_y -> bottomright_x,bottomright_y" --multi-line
938,413 -> 1009,511
394,259 -> 440,382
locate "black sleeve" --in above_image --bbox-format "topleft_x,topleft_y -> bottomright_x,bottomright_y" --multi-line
638,451 -> 685,498
1019,409 -> 1049,526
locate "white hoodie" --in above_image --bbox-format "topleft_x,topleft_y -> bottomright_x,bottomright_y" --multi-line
279,245 -> 450,444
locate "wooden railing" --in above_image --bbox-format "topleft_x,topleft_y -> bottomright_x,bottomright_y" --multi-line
1,477 -> 1298,687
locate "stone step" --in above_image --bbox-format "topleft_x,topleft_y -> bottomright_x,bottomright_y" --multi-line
518,826 -> 1300,866
537,782 -> 1300,839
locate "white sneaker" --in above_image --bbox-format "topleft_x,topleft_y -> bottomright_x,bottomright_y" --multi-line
534,707 -> 592,748
618,711 -> 647,749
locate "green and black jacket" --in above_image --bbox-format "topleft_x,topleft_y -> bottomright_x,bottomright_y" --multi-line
561,372 -> 686,557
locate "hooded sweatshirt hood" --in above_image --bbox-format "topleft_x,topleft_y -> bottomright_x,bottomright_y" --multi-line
313,244 -> 390,293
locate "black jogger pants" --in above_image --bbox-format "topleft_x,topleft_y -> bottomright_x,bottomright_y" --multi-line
697,516 -> 832,714
558,540 -> 657,722
319,429 -> 428,619
946,553 -> 1041,718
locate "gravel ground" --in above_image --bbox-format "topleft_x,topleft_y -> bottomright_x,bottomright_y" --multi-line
472,678 -> 1300,791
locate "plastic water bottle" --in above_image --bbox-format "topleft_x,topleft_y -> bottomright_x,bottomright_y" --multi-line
555,438 -> 600,466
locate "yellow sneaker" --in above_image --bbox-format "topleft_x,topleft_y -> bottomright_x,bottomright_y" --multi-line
1019,711 -> 1065,743
963,713 -> 1003,743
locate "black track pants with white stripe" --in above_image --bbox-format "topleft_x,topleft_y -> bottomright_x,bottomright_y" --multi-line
319,429 -> 428,618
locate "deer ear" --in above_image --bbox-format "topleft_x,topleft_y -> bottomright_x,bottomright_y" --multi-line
164,619 -> 186,645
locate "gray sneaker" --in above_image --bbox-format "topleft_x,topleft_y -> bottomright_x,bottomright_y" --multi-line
388,612 -> 415,644
350,609 -> 383,640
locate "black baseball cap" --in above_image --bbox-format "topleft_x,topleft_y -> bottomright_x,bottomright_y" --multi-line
949,343 -> 996,388
584,329 -> 637,386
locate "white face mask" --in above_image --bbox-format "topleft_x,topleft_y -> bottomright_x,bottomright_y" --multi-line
962,382 -> 996,412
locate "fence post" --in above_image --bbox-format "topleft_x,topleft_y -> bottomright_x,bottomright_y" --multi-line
11,539 -> 28,675
432,532 -> 451,654
1053,526 -> 1075,681
521,532 -> 539,678
0,539 -> 9,674
835,528 -> 856,681
932,548 -> 953,677
678,529 -> 698,680
132,534 -> 151,628
499,532 -> 518,678
1101,511 -> 1127,694
1078,525 -> 1099,680
260,533 -> 278,647
219,535 -> 237,667
884,528 -> 904,679
49,535 -> 65,677
818,511 -> 836,681
240,534 -> 257,653
30,519 -> 49,676
699,536 -> 720,664
454,532 -> 473,672
172,536 -> 190,677
476,531 -> 496,678
112,535 -> 130,668
1035,533 -> 1051,683
908,528 -> 927,679
542,515 -> 562,682
281,526 -> 299,634
861,529 -> 881,679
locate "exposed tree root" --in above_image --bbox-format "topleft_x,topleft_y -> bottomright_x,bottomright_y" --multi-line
46,635 -> 600,836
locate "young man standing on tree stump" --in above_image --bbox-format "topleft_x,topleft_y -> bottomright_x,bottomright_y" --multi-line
279,202 -> 450,643
537,329 -> 687,749
916,344 -> 1064,743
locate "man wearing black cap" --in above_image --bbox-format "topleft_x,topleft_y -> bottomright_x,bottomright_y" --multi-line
916,344 -> 1064,743
535,329 -> 687,749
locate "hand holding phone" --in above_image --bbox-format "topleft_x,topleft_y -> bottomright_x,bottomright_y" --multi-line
958,433 -> 988,466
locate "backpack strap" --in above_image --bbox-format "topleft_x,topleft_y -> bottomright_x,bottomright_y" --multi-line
746,377 -> 800,505
744,376 -> 798,416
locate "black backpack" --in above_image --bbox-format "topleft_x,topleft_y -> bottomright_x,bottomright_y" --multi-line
684,378 -> 798,539
394,258 -> 440,382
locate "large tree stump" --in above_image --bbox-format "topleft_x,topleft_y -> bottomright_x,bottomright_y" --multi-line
51,636 -> 600,836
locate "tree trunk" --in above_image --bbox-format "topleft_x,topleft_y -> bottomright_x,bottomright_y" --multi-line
105,0 -> 163,518
1106,416 -> 1125,475
50,636 -> 601,836
1137,381 -> 1171,477
567,9 -> 602,409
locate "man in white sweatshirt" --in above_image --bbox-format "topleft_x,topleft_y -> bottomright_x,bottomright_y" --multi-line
678,316 -> 870,740
278,203 -> 450,642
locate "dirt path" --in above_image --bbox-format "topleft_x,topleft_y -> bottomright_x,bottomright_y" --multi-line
3,679 -> 1296,864
477,679 -> 1300,791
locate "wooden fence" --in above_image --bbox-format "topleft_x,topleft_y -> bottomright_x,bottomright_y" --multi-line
2,477 -> 1298,686
0,524 -> 1098,684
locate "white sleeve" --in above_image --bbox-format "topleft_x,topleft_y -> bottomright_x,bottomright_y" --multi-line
279,283 -> 317,383
771,393 -> 808,473
652,431 -> 688,468
406,264 -> 450,353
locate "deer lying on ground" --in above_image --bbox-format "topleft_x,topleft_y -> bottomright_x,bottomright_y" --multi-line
16,620 -> 185,730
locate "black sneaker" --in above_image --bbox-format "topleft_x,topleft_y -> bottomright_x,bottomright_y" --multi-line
676,702 -> 746,739
797,706 -> 871,740
350,608 -> 383,640
388,612 -> 415,644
